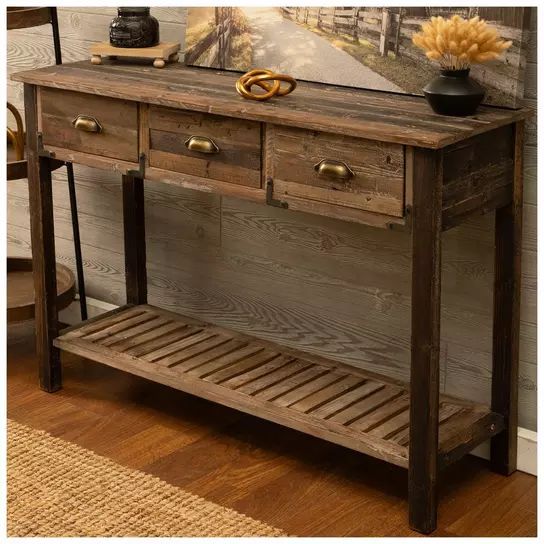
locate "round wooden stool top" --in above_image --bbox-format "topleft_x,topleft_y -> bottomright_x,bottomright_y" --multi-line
7,257 -> 76,323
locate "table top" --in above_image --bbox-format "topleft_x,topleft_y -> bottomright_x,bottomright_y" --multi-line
12,60 -> 530,149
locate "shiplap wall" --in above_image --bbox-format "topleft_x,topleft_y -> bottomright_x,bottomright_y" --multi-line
7,7 -> 537,430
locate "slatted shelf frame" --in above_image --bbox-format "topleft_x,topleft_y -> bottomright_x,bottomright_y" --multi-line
55,305 -> 504,469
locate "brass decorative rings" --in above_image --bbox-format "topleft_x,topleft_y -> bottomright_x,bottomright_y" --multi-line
236,69 -> 297,101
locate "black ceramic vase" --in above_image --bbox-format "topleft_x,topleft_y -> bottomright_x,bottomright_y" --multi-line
110,7 -> 159,48
423,69 -> 485,116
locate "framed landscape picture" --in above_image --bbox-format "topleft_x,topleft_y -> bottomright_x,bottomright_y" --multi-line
185,6 -> 531,108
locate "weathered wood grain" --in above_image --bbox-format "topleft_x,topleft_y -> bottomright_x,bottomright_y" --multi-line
7,6 -> 536,447
149,106 -> 262,188
490,122 -> 524,475
24,84 -> 62,392
12,61 -> 530,149
53,303 -> 503,471
40,87 -> 139,162
265,124 -> 404,216
408,147 -> 443,534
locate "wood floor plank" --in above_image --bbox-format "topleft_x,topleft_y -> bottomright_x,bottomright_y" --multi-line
7,322 -> 537,537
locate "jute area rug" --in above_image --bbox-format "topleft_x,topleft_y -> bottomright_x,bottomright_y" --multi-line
7,419 -> 286,537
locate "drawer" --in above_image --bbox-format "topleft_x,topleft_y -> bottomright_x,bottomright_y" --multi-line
40,88 -> 138,162
265,125 -> 405,217
149,106 -> 261,188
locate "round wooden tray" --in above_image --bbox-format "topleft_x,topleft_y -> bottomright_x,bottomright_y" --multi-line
7,257 -> 76,323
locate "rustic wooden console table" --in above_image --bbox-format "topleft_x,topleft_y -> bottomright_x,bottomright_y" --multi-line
14,61 -> 530,534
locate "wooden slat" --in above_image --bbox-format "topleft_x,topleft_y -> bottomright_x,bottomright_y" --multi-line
214,353 -> 292,387
369,406 -> 411,440
235,360 -> 311,395
100,316 -> 171,347
289,375 -> 366,413
271,371 -> 347,408
328,386 -> 403,425
156,334 -> 230,368
51,304 -> 504,473
203,349 -> 278,383
63,305 -> 145,339
141,329 -> 209,362
389,402 -> 465,447
350,394 -> 409,432
174,339 -> 249,373
125,325 -> 198,357
83,312 -> 157,342
108,321 -> 187,353
310,380 -> 385,419
255,366 -> 330,402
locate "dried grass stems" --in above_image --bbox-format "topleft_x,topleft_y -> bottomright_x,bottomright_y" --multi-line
412,15 -> 512,71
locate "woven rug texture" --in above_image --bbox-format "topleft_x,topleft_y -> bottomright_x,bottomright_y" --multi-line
7,419 -> 286,537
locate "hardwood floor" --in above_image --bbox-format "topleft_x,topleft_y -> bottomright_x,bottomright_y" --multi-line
7,322 -> 537,537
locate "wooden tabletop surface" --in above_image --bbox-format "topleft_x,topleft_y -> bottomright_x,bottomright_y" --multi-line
12,60 -> 531,149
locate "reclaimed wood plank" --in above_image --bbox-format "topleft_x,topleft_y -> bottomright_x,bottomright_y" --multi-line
12,62 -> 531,149
255,366 -> 330,402
490,121 -> 524,475
272,371 -> 347,408
289,375 -> 366,413
214,353 -> 292,387
328,385 -> 403,425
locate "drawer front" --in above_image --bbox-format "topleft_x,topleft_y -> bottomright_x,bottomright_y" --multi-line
40,88 -> 138,162
149,106 -> 261,188
266,125 -> 405,217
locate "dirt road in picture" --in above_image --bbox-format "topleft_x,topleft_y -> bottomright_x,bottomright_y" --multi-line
242,7 -> 403,92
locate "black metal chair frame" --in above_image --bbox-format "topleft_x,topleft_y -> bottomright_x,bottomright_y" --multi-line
9,8 -> 87,320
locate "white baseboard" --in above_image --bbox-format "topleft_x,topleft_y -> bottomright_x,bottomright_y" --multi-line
60,297 -> 538,477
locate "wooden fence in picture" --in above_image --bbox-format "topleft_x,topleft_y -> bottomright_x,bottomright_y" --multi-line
185,7 -> 233,68
281,7 -> 524,63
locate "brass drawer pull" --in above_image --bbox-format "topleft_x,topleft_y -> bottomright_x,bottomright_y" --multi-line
72,115 -> 102,133
184,135 -> 220,154
314,159 -> 354,181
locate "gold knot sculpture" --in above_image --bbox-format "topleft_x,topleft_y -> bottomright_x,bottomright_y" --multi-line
236,69 -> 297,101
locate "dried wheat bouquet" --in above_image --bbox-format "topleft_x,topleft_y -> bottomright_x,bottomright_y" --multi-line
412,15 -> 512,71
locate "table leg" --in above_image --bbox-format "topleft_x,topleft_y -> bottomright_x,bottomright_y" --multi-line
408,147 -> 443,534
122,174 -> 147,305
25,83 -> 61,392
490,121 -> 524,475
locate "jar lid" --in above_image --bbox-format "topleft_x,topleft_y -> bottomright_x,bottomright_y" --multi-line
118,7 -> 150,15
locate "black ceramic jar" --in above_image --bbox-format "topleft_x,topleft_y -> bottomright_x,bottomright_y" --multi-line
110,7 -> 159,48
423,69 -> 485,117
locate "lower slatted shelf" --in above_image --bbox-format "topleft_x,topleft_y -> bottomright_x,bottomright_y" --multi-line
54,304 -> 504,469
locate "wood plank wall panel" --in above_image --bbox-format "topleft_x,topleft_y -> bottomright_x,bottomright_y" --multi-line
7,8 -> 537,431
